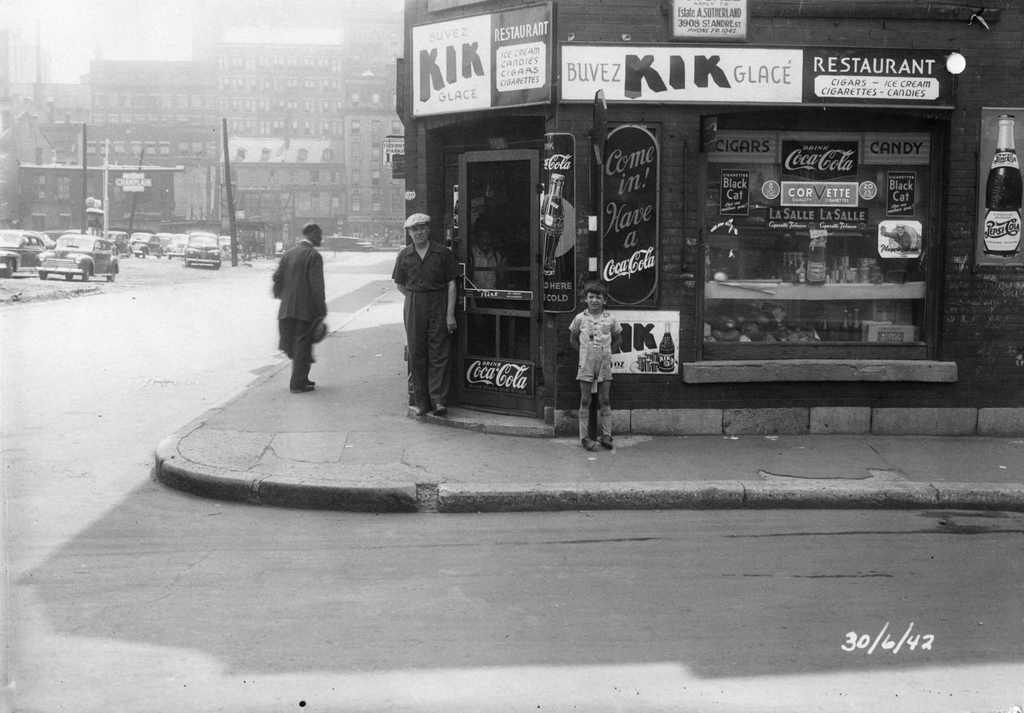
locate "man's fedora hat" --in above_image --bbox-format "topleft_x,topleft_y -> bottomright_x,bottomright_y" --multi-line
311,317 -> 328,343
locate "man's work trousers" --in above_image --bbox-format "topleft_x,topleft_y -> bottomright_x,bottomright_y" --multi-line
404,290 -> 451,409
279,317 -> 315,390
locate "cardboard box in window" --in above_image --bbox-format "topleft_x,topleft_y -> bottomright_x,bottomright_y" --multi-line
865,323 -> 918,343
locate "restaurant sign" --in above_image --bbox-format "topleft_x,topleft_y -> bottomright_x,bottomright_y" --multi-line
561,46 -> 954,108
412,3 -> 552,116
601,125 -> 659,305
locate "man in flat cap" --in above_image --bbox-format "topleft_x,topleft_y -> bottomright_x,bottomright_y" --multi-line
273,222 -> 327,393
392,213 -> 457,416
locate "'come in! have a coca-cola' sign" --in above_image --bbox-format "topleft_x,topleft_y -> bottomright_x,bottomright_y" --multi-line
601,125 -> 659,305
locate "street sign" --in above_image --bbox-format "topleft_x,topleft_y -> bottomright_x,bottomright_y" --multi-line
115,172 -> 152,192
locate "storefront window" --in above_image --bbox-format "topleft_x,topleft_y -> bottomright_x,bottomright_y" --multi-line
702,123 -> 933,358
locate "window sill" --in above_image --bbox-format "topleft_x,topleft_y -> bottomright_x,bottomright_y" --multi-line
683,359 -> 957,383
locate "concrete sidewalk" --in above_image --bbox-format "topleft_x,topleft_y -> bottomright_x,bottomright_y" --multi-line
155,294 -> 1024,513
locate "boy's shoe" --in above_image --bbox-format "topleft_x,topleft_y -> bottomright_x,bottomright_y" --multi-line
580,438 -> 601,451
598,435 -> 614,450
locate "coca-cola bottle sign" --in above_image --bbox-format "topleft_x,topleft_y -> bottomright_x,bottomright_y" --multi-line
601,125 -> 659,305
541,132 -> 576,312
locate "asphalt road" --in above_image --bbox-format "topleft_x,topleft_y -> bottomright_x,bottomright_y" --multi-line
3,254 -> 1023,713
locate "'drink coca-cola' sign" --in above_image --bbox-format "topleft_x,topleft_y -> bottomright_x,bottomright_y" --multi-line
463,358 -> 534,396
601,125 -> 659,305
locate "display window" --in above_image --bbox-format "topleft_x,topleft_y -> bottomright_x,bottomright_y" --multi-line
700,113 -> 938,359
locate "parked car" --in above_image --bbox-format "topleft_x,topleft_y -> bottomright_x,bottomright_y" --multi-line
38,233 -> 119,282
164,233 -> 189,259
184,232 -> 222,269
106,230 -> 130,256
130,232 -> 162,258
0,229 -> 48,277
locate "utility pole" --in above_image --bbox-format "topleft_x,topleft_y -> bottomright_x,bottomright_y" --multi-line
222,118 -> 238,267
102,139 -> 110,238
80,123 -> 87,234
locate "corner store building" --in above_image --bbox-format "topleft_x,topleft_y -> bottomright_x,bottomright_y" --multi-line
396,0 -> 1024,436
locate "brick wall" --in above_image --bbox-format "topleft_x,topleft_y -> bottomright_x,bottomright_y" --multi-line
402,0 -> 1024,413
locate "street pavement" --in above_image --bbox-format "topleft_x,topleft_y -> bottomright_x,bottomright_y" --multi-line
155,285 -> 1024,513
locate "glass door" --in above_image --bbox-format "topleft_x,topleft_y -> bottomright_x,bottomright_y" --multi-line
455,150 -> 540,414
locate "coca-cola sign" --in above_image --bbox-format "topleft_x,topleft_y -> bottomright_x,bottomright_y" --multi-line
601,125 -> 659,305
463,358 -> 534,396
781,140 -> 859,181
541,132 -> 576,313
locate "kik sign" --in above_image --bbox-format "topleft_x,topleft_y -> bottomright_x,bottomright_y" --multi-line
561,46 -> 954,108
412,3 -> 552,116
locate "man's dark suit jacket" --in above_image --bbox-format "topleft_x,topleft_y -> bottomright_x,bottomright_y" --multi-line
273,240 -> 327,321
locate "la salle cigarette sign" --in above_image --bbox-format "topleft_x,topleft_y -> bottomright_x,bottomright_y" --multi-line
412,3 -> 552,116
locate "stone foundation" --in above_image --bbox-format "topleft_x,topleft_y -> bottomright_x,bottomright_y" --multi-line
553,407 -> 1024,437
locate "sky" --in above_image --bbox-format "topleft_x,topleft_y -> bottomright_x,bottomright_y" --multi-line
7,0 -> 197,82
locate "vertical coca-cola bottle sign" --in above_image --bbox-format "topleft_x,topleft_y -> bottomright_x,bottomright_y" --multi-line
541,132 -> 576,313
601,125 -> 659,305
983,114 -> 1023,256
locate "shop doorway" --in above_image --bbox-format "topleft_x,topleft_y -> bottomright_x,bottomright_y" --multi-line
455,150 -> 540,415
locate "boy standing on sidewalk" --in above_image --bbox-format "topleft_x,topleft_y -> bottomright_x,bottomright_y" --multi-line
569,281 -> 622,451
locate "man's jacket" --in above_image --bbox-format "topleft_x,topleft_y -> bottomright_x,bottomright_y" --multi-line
272,241 -> 326,322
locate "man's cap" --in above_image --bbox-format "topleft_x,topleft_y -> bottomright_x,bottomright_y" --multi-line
404,213 -> 431,229
302,223 -> 322,236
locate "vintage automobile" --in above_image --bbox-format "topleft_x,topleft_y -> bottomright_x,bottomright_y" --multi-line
164,233 -> 189,260
184,232 -> 222,269
130,231 -> 162,258
0,229 -> 48,277
38,233 -> 119,282
107,230 -> 130,256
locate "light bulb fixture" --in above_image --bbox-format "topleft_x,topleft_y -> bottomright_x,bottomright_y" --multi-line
946,51 -> 967,75
621,33 -> 632,41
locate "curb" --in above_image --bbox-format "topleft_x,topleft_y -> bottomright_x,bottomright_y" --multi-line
155,435 -> 419,512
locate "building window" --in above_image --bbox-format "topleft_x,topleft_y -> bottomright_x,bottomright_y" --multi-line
701,118 -> 935,360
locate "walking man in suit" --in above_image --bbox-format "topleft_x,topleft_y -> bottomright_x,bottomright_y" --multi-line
273,223 -> 327,393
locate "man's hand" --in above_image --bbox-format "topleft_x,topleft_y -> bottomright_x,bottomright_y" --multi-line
447,314 -> 457,333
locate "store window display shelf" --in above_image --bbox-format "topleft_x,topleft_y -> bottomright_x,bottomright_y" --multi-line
705,280 -> 925,301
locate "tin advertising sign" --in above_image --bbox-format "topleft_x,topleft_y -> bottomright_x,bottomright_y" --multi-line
463,357 -> 535,396
412,3 -> 552,117
608,310 -> 679,375
976,108 -> 1024,265
541,132 -> 576,313
601,125 -> 659,306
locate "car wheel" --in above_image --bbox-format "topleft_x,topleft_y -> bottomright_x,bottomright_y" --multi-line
214,264 -> 221,270
38,271 -> 48,280
82,272 -> 89,282
0,263 -> 11,279
106,272 -> 115,282
64,274 -> 73,281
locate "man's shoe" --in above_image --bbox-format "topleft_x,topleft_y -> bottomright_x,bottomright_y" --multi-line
580,438 -> 600,451
410,405 -> 427,417
432,405 -> 448,417
290,384 -> 315,393
305,380 -> 316,387
598,436 -> 614,450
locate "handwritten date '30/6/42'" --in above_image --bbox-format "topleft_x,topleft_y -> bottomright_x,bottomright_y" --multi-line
841,622 -> 935,654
